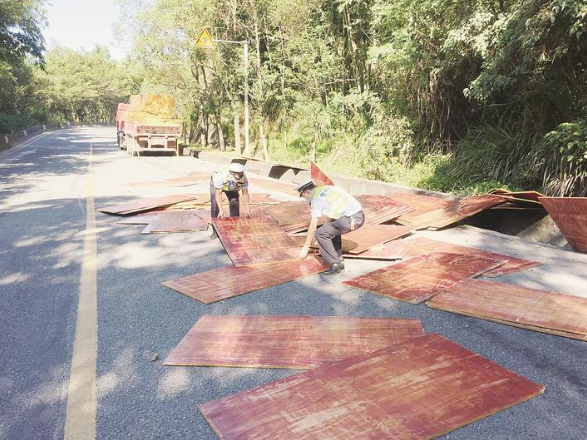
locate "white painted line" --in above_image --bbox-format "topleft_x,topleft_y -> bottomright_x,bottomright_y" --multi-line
64,143 -> 97,440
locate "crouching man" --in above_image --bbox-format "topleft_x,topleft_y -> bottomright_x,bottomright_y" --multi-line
297,180 -> 365,275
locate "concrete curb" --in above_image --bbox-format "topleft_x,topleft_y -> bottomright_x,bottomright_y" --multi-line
0,122 -> 75,152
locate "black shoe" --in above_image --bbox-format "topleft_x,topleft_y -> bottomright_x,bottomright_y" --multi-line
323,262 -> 344,275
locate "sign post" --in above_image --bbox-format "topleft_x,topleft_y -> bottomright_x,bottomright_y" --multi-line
195,28 -> 250,155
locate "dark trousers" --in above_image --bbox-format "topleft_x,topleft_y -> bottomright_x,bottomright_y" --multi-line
315,211 -> 365,265
210,183 -> 240,218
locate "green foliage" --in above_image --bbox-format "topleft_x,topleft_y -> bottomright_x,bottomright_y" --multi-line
0,0 -> 46,66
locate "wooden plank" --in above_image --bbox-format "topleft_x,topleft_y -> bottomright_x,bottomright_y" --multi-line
427,278 -> 587,340
388,192 -> 457,224
164,315 -> 425,368
409,195 -> 504,229
345,224 -> 414,254
310,160 -> 334,186
343,239 -> 413,261
200,333 -> 545,440
98,194 -> 199,215
342,251 -> 505,304
212,215 -> 302,267
385,237 -> 542,277
247,176 -> 299,196
258,201 -> 313,233
539,197 -> 587,253
355,194 -> 416,225
162,257 -> 327,304
141,211 -> 209,234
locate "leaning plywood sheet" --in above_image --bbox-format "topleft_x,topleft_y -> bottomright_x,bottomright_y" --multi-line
141,211 -> 209,234
343,239 -> 413,260
427,278 -> 587,341
344,224 -> 414,254
98,194 -> 199,215
162,257 -> 327,304
200,333 -> 544,440
164,315 -> 425,368
310,160 -> 334,186
409,195 -> 504,229
212,215 -> 301,267
343,251 -> 505,304
355,194 -> 416,225
539,197 -> 587,253
389,192 -> 457,224
389,236 -> 542,277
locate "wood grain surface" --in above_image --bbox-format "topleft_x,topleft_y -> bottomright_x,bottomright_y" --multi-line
539,197 -> 587,252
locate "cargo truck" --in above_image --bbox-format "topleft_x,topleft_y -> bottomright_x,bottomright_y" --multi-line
117,94 -> 183,156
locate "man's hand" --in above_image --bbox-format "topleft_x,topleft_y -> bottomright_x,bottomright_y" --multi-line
299,245 -> 309,259
218,211 -> 225,219
244,210 -> 252,218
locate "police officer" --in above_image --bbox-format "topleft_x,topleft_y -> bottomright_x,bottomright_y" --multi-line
297,180 -> 365,275
210,162 -> 251,219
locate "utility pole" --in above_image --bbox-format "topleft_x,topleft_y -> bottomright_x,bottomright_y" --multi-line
196,28 -> 250,156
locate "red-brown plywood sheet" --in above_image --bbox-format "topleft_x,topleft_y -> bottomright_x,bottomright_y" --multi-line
248,176 -> 299,196
200,333 -> 545,440
345,224 -> 414,254
212,215 -> 301,267
539,197 -> 587,252
343,239 -> 413,260
427,278 -> 587,340
355,194 -> 416,225
310,160 -> 334,186
343,251 -> 506,304
98,194 -> 199,215
393,237 -> 542,277
258,201 -> 313,232
389,192 -> 457,224
409,195 -> 504,229
141,211 -> 209,234
164,315 -> 425,368
162,257 -> 327,304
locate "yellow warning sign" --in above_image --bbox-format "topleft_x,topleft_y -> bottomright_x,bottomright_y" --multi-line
196,29 -> 214,48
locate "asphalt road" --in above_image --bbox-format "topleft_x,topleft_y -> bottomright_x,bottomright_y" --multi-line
1,126 -> 586,440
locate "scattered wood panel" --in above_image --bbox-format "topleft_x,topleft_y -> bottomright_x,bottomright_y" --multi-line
212,215 -> 301,267
343,239 -> 413,261
162,257 -> 327,304
355,194 -> 416,225
408,195 -> 504,229
200,333 -> 544,440
259,201 -> 313,233
141,211 -> 209,234
248,176 -> 299,196
290,235 -> 358,253
343,251 -> 505,304
345,224 -> 414,254
539,197 -> 587,253
98,194 -> 199,215
310,160 -> 334,186
427,278 -> 587,341
389,192 -> 457,224
390,237 -> 542,277
164,315 -> 425,368
115,212 -> 161,225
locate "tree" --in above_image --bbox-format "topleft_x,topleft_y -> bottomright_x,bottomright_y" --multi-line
0,0 -> 46,66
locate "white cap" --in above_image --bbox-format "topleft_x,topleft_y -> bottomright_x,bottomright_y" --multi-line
228,163 -> 245,173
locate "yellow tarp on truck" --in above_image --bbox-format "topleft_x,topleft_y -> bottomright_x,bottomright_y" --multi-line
124,94 -> 182,131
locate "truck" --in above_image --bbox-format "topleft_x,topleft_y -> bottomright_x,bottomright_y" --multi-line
116,94 -> 183,156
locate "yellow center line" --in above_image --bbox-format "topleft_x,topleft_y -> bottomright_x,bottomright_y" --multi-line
64,142 -> 98,439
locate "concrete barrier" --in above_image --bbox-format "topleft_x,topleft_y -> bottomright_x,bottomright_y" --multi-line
0,123 -> 68,152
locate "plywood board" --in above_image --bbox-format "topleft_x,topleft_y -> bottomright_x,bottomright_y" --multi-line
248,176 -> 299,196
539,197 -> 587,253
259,201 -> 313,233
355,194 -> 416,225
409,195 -> 504,229
162,257 -> 327,304
141,211 -> 209,234
343,239 -> 413,260
427,278 -> 587,341
200,333 -> 544,440
165,315 -> 425,368
310,160 -> 334,186
388,237 -> 542,277
343,251 -> 505,304
98,194 -> 199,215
212,215 -> 301,267
115,212 -> 161,225
345,224 -> 414,254
388,192 -> 457,224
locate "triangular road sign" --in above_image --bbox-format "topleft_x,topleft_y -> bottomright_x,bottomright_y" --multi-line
196,29 -> 214,48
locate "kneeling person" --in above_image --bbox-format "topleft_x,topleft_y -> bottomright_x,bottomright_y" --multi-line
210,163 -> 251,219
297,180 -> 365,275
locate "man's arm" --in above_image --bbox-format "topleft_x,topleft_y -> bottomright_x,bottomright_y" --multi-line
299,217 -> 319,259
215,188 -> 225,218
242,188 -> 251,217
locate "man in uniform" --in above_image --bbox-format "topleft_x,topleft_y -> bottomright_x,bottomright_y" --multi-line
209,163 -> 251,238
297,180 -> 365,275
